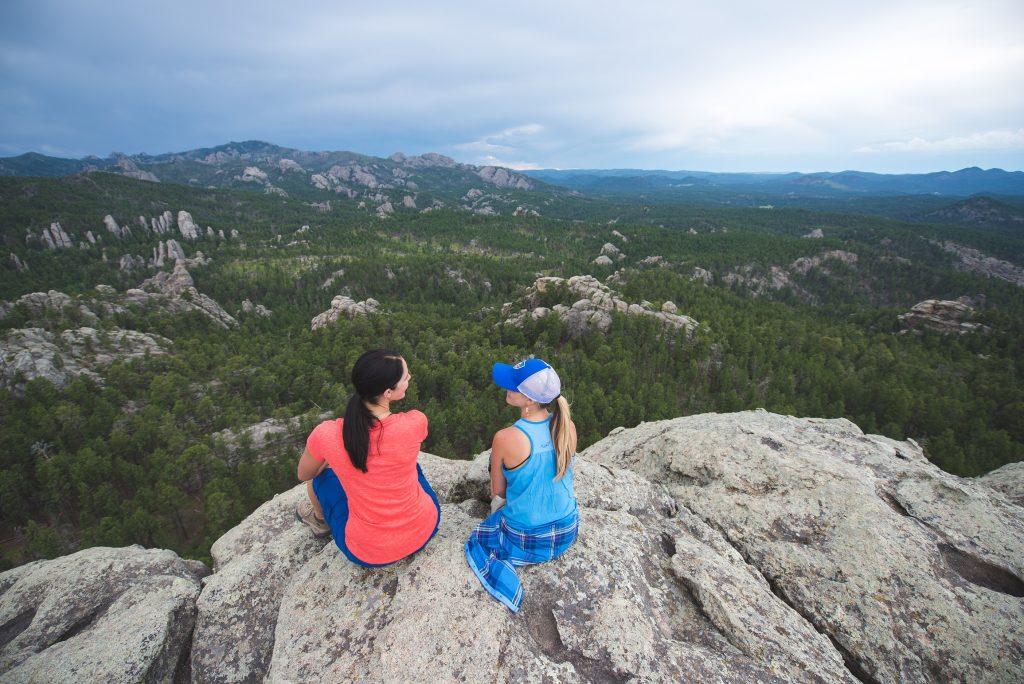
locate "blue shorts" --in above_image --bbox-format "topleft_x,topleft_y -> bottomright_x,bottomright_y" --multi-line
312,463 -> 440,567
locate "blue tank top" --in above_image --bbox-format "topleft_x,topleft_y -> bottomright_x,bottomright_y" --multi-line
502,416 -> 577,529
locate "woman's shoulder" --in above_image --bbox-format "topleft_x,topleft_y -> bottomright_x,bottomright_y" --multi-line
493,424 -> 530,446
307,418 -> 342,455
310,418 -> 342,439
395,409 -> 427,425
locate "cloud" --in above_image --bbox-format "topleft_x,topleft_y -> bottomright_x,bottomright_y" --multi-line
1,1 -> 1022,171
476,155 -> 543,171
858,130 -> 1024,153
453,125 -> 546,166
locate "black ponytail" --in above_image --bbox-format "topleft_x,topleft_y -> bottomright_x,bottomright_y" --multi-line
342,349 -> 404,472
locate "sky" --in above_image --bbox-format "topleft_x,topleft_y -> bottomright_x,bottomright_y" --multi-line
1,1 -> 1022,173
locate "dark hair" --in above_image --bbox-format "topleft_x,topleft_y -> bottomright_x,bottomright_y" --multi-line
342,349 -> 404,472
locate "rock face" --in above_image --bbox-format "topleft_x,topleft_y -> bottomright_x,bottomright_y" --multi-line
898,298 -> 990,334
6,412 -> 1021,682
501,275 -> 699,338
979,461 -> 1024,506
789,249 -> 858,275
934,240 -> 1024,287
103,214 -> 131,239
177,211 -> 199,240
140,261 -> 237,329
477,166 -> 535,190
32,222 -> 73,250
239,299 -> 272,318
600,242 -> 624,260
0,326 -> 171,394
585,410 -> 1024,684
310,295 -> 380,330
0,546 -> 205,682
118,254 -> 146,271
150,211 -> 175,235
151,239 -> 188,267
7,253 -> 28,273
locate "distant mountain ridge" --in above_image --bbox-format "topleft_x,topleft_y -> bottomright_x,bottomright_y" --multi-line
0,141 -> 550,217
921,195 -> 1024,226
526,166 -> 1024,197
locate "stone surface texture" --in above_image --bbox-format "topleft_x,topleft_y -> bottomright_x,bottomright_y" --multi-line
583,410 -> 1024,684
0,546 -> 205,682
979,461 -> 1024,506
2,412 -> 1021,683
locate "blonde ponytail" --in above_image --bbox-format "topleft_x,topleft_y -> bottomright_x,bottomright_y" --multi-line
550,395 -> 576,480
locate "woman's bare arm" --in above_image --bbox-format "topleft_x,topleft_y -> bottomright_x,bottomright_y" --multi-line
297,447 -> 328,481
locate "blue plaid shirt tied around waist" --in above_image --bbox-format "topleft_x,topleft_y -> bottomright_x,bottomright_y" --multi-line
464,508 -> 579,613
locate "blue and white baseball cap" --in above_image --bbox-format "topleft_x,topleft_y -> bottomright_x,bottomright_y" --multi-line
492,358 -> 561,404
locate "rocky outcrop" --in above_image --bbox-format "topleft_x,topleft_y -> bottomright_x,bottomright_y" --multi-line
114,157 -> 160,182
103,215 -> 131,240
501,275 -> 699,338
177,211 -> 199,240
118,254 -> 146,271
600,242 -> 624,260
0,290 -> 93,322
723,265 -> 793,294
141,261 -> 237,329
7,253 -> 28,273
0,546 -> 205,681
585,410 -> 1024,684
803,228 -> 824,238
150,239 -> 188,268
212,412 -> 325,466
592,255 -> 613,266
320,269 -> 345,290
0,326 -> 170,394
310,296 -> 380,330
933,240 -> 1024,287
239,166 -> 269,184
691,266 -> 713,284
898,298 -> 990,334
477,166 -> 535,190
401,152 -> 459,169
239,299 -> 272,318
32,222 -> 73,250
789,249 -> 858,275
979,461 -> 1024,506
7,412 -> 1020,682
150,211 -> 175,235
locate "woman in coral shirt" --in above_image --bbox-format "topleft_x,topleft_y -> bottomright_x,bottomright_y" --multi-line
296,349 -> 440,566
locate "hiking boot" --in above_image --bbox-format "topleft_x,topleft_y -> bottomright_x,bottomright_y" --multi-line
296,497 -> 331,538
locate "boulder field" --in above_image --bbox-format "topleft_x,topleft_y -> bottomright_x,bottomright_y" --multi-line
1,410 -> 1021,682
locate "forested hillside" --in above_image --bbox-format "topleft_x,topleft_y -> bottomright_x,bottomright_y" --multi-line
1,169 -> 1021,570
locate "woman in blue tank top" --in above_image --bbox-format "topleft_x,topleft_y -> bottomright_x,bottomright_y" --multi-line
464,357 -> 579,612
